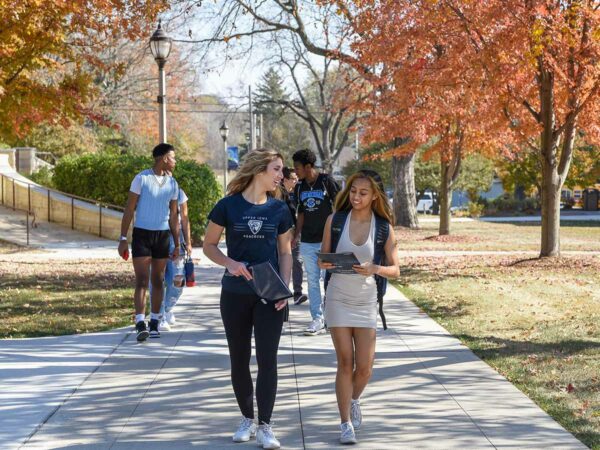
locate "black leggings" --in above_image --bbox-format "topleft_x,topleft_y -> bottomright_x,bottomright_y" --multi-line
220,289 -> 284,424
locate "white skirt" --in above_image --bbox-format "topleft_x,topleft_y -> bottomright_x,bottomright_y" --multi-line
324,274 -> 378,328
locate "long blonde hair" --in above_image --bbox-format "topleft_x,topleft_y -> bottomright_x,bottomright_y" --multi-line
227,148 -> 285,199
335,171 -> 394,225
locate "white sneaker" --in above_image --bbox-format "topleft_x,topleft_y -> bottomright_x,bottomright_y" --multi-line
232,417 -> 256,443
304,317 -> 325,336
256,423 -> 280,449
350,399 -> 362,429
340,421 -> 357,445
165,311 -> 176,326
158,319 -> 171,332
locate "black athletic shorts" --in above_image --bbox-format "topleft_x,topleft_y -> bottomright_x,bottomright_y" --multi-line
131,227 -> 171,259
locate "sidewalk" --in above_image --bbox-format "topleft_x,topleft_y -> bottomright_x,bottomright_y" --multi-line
417,211 -> 600,223
1,260 -> 585,449
0,204 -> 116,258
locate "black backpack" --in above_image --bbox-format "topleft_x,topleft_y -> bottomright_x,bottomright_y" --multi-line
323,210 -> 391,330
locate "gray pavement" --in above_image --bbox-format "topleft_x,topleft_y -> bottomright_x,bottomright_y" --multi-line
0,259 -> 585,449
418,211 -> 600,223
0,204 -> 115,254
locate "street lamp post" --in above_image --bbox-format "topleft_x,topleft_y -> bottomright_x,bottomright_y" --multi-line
219,122 -> 229,194
149,20 -> 172,143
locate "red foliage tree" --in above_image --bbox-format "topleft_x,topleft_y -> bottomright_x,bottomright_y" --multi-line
332,0 -> 600,254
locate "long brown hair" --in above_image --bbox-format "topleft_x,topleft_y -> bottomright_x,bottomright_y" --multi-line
227,148 -> 284,199
335,171 -> 394,225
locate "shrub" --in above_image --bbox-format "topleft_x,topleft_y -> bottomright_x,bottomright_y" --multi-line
483,195 -> 541,215
467,202 -> 485,218
53,153 -> 221,243
172,159 -> 222,242
28,166 -> 54,188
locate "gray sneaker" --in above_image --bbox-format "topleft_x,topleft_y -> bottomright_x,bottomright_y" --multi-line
304,317 -> 325,336
256,423 -> 280,449
351,399 -> 362,429
340,421 -> 357,445
232,417 -> 256,442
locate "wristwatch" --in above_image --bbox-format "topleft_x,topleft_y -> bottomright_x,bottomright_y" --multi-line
119,235 -> 128,241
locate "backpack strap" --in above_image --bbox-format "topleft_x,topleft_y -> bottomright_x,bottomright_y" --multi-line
323,210 -> 349,290
373,214 -> 390,330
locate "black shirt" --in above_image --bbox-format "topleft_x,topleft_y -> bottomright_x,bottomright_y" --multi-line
296,173 -> 340,243
281,186 -> 298,227
208,193 -> 293,294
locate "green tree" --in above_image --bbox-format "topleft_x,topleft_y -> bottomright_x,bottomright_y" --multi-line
495,150 -> 541,198
498,141 -> 600,197
564,142 -> 600,190
342,143 -> 391,188
454,155 -> 494,202
254,67 -> 310,160
415,152 -> 440,198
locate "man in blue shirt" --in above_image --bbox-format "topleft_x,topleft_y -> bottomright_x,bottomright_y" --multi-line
118,143 -> 180,342
292,149 -> 340,336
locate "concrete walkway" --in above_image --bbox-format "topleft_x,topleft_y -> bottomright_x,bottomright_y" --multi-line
0,204 -> 115,256
0,259 -> 585,449
418,211 -> 600,223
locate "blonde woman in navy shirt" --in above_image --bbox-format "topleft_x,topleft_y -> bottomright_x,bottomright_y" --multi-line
203,149 -> 293,450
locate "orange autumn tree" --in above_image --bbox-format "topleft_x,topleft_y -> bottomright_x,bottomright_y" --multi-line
335,0 -> 600,256
452,0 -> 600,257
0,0 -> 168,142
332,1 -> 510,235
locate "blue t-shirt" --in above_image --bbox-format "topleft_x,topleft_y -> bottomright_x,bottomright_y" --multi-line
208,193 -> 293,294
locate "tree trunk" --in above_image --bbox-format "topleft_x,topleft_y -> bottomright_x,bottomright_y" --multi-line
540,159 -> 561,256
392,154 -> 419,228
538,64 -> 562,257
439,159 -> 452,236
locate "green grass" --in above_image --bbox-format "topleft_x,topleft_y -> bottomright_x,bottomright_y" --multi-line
395,255 -> 600,448
397,219 -> 600,252
0,259 -> 135,338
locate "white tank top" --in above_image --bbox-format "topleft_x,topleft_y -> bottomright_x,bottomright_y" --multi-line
327,210 -> 377,295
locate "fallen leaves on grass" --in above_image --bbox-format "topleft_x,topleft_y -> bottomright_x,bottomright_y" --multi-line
423,234 -> 482,243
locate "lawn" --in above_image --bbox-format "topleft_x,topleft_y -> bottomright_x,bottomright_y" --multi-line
395,254 -> 600,448
0,258 -> 135,338
396,219 -> 600,252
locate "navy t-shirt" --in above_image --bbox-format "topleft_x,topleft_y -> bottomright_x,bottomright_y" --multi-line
208,193 -> 293,294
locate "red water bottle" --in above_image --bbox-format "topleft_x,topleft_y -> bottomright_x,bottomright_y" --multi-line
185,257 -> 195,287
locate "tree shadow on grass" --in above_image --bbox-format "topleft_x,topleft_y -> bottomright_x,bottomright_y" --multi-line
398,267 -> 478,284
455,333 -> 600,359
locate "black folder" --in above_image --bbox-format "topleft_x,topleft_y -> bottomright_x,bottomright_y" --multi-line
317,252 -> 361,274
247,261 -> 293,303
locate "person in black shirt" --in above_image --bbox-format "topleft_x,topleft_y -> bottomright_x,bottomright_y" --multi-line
292,149 -> 340,336
281,167 -> 307,305
204,149 -> 293,449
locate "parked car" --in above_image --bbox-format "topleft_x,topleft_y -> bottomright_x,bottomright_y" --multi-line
417,192 -> 434,214
386,189 -> 394,205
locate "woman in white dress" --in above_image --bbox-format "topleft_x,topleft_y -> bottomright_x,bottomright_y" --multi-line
319,170 -> 400,445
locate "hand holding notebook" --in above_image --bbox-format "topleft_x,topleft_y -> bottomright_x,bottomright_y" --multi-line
246,261 -> 293,303
317,252 -> 361,274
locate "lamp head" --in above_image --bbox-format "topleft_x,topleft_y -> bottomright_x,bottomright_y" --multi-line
150,20 -> 172,68
219,122 -> 229,141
